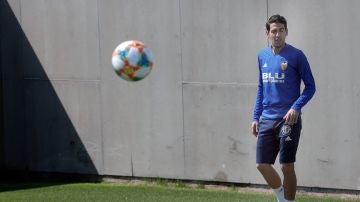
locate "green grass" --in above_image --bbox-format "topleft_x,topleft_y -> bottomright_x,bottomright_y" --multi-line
0,182 -> 358,202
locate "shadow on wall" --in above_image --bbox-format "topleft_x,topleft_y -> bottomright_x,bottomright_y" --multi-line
0,0 -> 98,176
0,0 -> 3,170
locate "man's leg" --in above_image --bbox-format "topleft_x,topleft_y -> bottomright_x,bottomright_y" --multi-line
278,119 -> 302,201
256,118 -> 285,201
257,163 -> 285,202
281,163 -> 296,200
256,163 -> 281,188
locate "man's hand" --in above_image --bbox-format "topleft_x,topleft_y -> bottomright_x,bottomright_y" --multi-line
283,108 -> 299,125
251,121 -> 259,137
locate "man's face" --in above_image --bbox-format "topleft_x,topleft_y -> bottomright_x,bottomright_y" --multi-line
267,23 -> 288,49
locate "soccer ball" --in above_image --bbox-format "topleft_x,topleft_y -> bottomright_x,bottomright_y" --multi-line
112,40 -> 153,81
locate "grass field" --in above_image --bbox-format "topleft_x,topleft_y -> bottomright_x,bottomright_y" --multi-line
0,181 -> 359,202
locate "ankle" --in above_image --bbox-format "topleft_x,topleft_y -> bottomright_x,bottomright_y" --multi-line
273,186 -> 285,202
273,185 -> 283,192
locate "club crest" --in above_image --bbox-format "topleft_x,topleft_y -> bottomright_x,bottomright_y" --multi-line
281,124 -> 292,136
280,61 -> 288,70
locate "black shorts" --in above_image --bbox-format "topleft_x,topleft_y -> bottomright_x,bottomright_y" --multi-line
256,117 -> 302,164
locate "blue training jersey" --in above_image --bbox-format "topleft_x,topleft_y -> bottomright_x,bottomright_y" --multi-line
253,44 -> 316,121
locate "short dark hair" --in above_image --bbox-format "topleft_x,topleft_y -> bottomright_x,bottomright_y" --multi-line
266,14 -> 287,31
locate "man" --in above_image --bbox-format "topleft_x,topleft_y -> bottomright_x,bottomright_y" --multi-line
251,14 -> 316,202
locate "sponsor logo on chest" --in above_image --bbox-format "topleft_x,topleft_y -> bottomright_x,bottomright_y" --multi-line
262,57 -> 288,83
262,72 -> 285,83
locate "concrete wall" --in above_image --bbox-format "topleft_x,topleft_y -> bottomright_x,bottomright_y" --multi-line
1,0 -> 359,190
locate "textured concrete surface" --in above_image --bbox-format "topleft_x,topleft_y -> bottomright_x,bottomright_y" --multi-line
183,83 -> 261,183
21,0 -> 100,80
24,80 -> 101,174
1,0 -> 26,169
1,0 -> 360,190
181,0 -> 266,83
98,0 -> 184,178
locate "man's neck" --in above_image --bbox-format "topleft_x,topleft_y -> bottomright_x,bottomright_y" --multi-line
272,44 -> 286,54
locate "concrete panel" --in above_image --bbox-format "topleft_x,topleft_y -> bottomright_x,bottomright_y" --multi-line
268,0 -> 360,190
24,80 -> 101,174
1,0 -> 26,169
3,0 -> 20,20
98,0 -> 184,178
20,0 -> 100,80
180,0 -> 267,83
183,83 -> 264,183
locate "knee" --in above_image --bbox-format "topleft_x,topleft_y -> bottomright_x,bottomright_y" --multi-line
281,163 -> 295,174
256,163 -> 269,172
